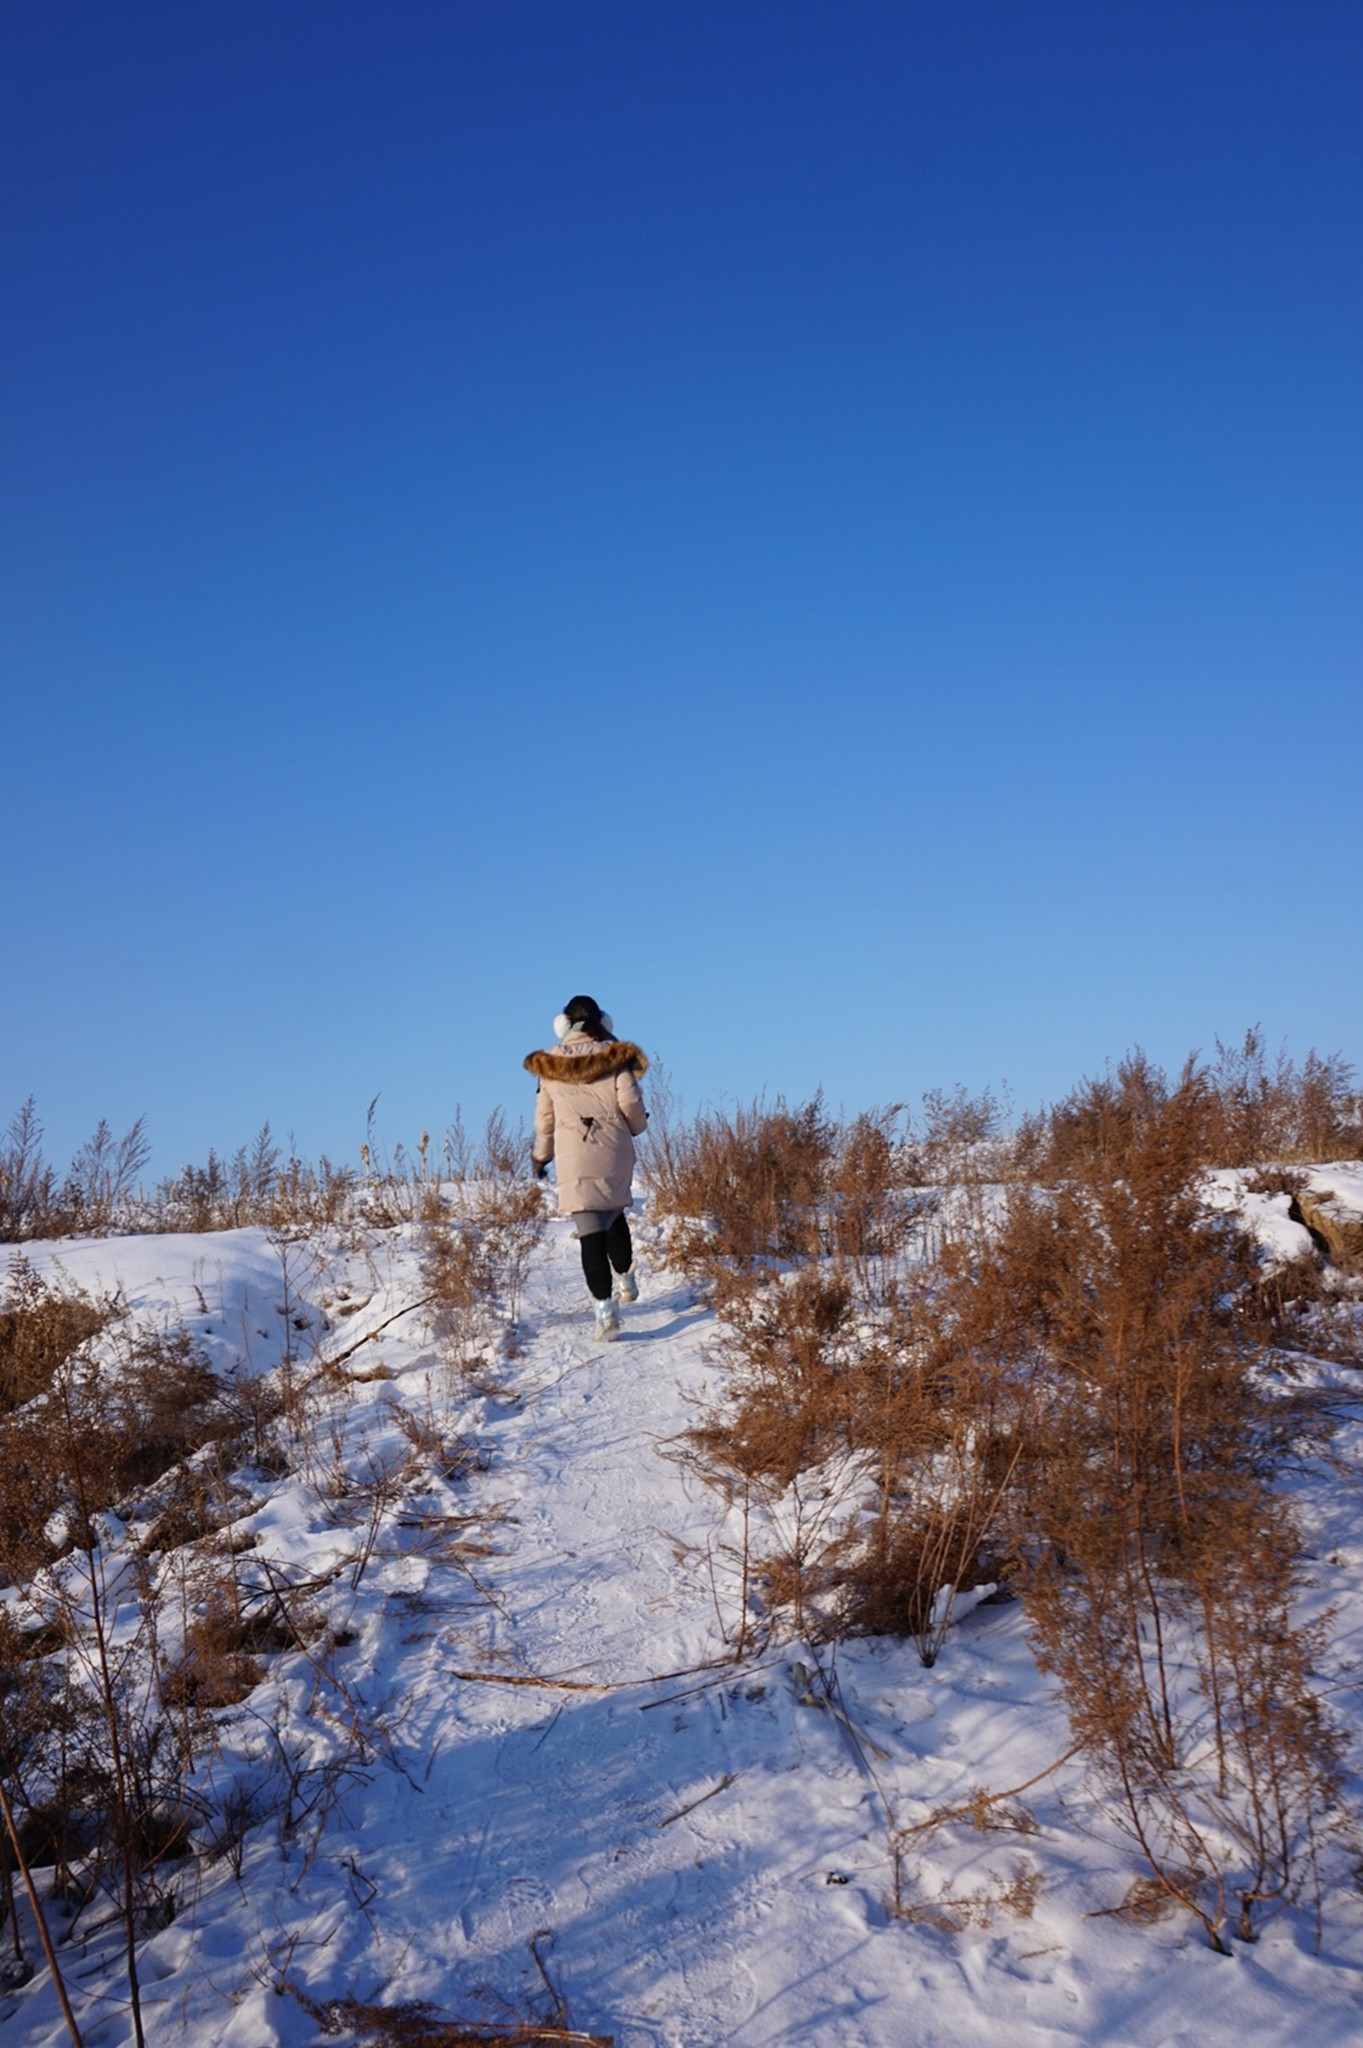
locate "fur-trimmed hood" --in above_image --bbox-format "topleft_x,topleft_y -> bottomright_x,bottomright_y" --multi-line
524,1040 -> 649,1085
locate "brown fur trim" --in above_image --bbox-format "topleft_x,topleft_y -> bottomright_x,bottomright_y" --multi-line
523,1041 -> 649,1085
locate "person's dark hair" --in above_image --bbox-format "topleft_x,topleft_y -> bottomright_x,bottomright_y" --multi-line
564,994 -> 614,1042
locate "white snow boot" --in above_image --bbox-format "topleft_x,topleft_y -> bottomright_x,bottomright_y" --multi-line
594,1296 -> 621,1342
613,1267 -> 639,1303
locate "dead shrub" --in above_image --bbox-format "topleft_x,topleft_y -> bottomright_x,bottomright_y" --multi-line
840,1505 -> 1004,1654
1272,1292 -> 1363,1369
0,1099 -> 57,1242
690,1266 -> 857,1487
110,1326 -> 239,1487
137,1461 -> 248,1557
912,1084 -> 1008,1185
421,1203 -> 497,1379
1,1608 -> 78,1950
392,1404 -> 477,1483
0,1379 -> 108,1582
672,1049 -> 1348,1946
471,1173 -> 545,1347
647,1095 -> 837,1277
1206,1029 -> 1361,1165
160,1585 -> 265,1712
1110,1871 -> 1187,1924
0,1257 -> 110,1413
833,1263 -> 1028,1663
0,1320 -> 236,1586
823,1108 -> 920,1269
970,1063 -> 1344,1949
688,1243 -> 1025,1658
419,1114 -> 545,1378
1019,1035 -> 1362,1184
673,1097 -> 1024,1651
683,1264 -> 863,1637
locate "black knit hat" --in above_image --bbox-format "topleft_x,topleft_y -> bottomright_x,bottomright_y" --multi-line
553,995 -> 615,1041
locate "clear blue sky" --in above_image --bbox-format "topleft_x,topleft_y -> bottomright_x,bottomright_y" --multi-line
4,1 -> 1360,1175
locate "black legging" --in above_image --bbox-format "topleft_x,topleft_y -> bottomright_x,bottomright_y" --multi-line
579,1215 -> 633,1300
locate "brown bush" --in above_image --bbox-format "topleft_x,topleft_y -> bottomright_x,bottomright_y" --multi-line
160,1581 -> 265,1712
689,1265 -> 857,1487
419,1115 -> 546,1378
951,1062 -> 1342,1947
648,1095 -> 837,1276
823,1108 -> 923,1270
648,1093 -> 926,1289
1206,1029 -> 1361,1164
0,1319 -> 237,1586
840,1505 -> 1001,1644
1018,1034 -> 1362,1185
421,1203 -> 497,1378
0,1257 -> 110,1413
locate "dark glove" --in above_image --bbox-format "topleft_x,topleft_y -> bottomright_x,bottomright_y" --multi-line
532,1157 -> 550,1181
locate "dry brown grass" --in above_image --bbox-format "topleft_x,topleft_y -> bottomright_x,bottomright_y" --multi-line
0,1257 -> 111,1413
1018,1034 -> 1361,1183
646,1093 -> 923,1287
0,1095 -> 545,1243
0,1286 -> 240,1586
891,1858 -> 1043,1931
647,1095 -> 837,1274
419,1115 -> 547,1381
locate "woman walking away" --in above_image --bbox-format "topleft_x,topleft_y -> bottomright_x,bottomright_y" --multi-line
526,995 -> 649,1342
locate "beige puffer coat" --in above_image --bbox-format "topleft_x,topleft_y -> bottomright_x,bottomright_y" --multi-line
525,1035 -> 649,1214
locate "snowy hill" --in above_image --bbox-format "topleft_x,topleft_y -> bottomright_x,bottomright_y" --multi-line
3,1193 -> 1363,2048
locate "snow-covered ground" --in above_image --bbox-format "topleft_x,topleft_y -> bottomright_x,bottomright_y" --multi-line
5,1197 -> 1363,2047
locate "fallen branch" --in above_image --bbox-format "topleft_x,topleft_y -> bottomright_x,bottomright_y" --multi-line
448,1668 -> 607,1694
303,1987 -> 612,2044
659,1772 -> 739,1829
323,1295 -> 434,1372
640,1659 -> 781,1711
447,1655 -> 733,1697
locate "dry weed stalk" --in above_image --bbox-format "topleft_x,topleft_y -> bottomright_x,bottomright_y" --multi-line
0,1300 -> 238,1589
420,1114 -> 545,1383
302,1926 -> 610,2044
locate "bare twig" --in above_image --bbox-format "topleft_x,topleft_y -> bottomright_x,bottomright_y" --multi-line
658,1773 -> 739,1828
0,1774 -> 85,2047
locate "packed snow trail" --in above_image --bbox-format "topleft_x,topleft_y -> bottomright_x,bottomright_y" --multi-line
6,1210 -> 1363,2046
